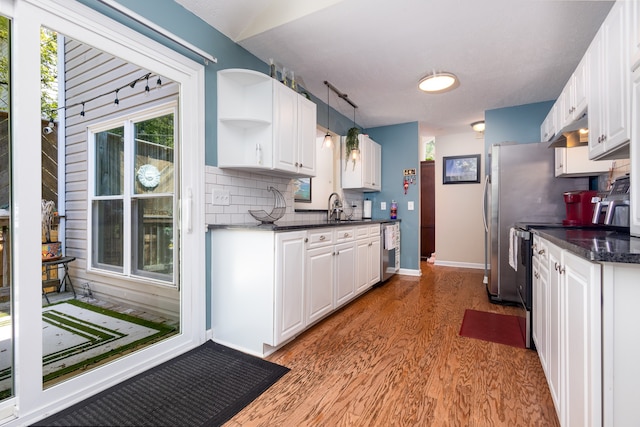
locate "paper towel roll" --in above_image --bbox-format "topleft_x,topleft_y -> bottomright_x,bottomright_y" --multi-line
363,199 -> 372,219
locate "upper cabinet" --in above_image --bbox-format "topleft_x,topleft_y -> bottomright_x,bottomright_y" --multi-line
588,1 -> 631,160
628,0 -> 640,71
217,69 -> 317,177
558,54 -> 589,130
555,146 -> 612,178
541,102 -> 558,142
341,134 -> 382,191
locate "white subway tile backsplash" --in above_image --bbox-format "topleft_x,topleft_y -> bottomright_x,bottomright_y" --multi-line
205,166 -> 366,225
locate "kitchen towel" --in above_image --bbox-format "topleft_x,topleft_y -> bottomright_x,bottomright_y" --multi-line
508,227 -> 518,271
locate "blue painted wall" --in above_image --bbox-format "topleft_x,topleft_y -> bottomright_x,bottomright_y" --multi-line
484,100 -> 554,156
367,122 -> 420,271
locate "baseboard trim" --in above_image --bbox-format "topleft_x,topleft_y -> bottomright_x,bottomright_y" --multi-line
433,260 -> 484,270
398,268 -> 421,276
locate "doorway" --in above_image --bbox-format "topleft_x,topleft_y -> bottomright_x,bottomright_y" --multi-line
420,161 -> 435,260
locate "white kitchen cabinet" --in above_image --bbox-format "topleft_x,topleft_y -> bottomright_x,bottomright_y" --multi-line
355,225 -> 381,295
558,55 -> 589,130
628,0 -> 640,71
210,229 -> 306,357
588,2 -> 631,160
333,227 -> 356,308
217,68 -> 317,177
535,236 -> 602,427
532,236 -> 549,376
306,242 -> 335,325
631,67 -> 640,237
562,249 -> 602,427
541,103 -> 558,142
342,134 -> 382,191
554,145 -> 613,177
547,242 -> 563,417
274,231 -> 307,345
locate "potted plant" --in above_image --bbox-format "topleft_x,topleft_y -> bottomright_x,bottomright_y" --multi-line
345,126 -> 360,170
41,199 -> 62,261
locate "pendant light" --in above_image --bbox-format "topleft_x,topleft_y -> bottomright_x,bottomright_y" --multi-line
322,81 -> 333,149
350,106 -> 360,162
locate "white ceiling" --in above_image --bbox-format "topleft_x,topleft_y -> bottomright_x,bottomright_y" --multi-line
176,0 -> 614,137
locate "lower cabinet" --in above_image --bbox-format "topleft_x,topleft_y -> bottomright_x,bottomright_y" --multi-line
532,236 -> 602,427
355,225 -> 381,295
211,225 -> 382,358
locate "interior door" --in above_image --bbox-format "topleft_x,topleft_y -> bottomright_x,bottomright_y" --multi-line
420,161 -> 435,259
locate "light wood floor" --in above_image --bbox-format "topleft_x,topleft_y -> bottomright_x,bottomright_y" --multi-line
227,263 -> 560,426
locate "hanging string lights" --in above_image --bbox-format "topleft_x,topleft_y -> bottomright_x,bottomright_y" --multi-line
43,72 -> 160,127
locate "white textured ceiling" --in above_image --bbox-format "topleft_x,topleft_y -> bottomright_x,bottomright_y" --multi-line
176,0 -> 614,137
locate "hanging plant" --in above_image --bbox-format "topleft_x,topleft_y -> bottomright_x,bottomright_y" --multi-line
345,126 -> 360,170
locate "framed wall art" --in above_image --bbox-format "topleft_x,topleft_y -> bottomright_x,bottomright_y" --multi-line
442,154 -> 481,184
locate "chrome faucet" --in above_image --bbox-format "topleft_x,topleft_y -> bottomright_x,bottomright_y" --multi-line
327,192 -> 343,221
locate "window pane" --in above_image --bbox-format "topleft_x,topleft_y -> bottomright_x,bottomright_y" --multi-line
134,114 -> 173,194
132,197 -> 173,281
95,128 -> 124,196
92,199 -> 123,271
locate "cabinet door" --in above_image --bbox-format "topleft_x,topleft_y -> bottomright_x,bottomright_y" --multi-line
588,28 -> 605,159
547,242 -> 563,416
532,236 -> 548,374
602,1 -> 630,152
306,244 -> 334,324
559,80 -> 574,129
355,238 -> 370,294
371,141 -> 382,191
297,96 -> 317,177
274,231 -> 306,345
273,83 -> 299,173
334,241 -> 356,307
630,0 -> 640,71
562,250 -> 602,427
573,54 -> 588,118
367,236 -> 381,286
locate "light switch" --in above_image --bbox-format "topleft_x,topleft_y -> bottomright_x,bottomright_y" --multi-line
381,202 -> 387,210
408,201 -> 414,210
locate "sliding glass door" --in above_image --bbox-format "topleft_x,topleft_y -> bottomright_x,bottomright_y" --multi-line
3,0 -> 206,422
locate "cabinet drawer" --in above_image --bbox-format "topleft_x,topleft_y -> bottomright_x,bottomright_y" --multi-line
368,225 -> 381,237
307,229 -> 334,248
335,228 -> 355,243
355,226 -> 369,239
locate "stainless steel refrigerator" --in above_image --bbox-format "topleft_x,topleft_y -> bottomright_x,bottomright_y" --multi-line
482,142 -> 588,303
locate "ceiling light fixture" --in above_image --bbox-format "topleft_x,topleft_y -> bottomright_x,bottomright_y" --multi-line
418,71 -> 459,93
471,121 -> 485,132
322,81 -> 333,149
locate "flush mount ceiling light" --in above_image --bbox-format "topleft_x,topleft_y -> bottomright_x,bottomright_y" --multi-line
471,121 -> 485,132
418,71 -> 459,93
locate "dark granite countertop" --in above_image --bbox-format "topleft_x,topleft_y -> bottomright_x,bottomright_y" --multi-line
531,226 -> 640,264
208,218 -> 399,232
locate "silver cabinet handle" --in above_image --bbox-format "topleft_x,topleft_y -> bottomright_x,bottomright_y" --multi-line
538,249 -> 545,255
344,232 -> 350,238
304,237 -> 308,243
319,235 -> 326,241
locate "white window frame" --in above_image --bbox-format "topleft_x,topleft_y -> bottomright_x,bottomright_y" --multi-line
87,102 -> 178,286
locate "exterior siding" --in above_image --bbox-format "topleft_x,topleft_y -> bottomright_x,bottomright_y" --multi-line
63,37 -> 180,320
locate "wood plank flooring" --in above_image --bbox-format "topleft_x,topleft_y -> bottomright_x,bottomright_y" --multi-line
226,263 -> 560,426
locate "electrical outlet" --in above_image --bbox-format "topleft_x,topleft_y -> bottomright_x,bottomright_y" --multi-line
212,189 -> 231,206
408,201 -> 414,210
381,202 -> 387,210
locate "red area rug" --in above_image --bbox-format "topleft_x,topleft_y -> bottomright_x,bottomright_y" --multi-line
459,309 -> 526,348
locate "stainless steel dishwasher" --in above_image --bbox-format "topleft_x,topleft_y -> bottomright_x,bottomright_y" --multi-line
380,221 -> 399,281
